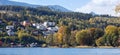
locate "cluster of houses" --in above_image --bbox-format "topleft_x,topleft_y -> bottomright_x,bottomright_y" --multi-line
32,21 -> 59,36
6,25 -> 15,36
5,21 -> 59,37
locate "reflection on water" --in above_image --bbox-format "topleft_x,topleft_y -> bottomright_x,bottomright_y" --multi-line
0,48 -> 120,55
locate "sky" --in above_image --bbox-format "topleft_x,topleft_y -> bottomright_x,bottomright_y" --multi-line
10,0 -> 120,16
10,0 -> 91,10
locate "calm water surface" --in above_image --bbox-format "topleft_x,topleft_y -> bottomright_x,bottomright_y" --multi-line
0,48 -> 120,55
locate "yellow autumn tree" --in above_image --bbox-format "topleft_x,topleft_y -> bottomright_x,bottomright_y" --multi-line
57,26 -> 64,45
103,25 -> 119,46
75,30 -> 94,46
56,26 -> 71,45
96,37 -> 105,46
105,25 -> 118,35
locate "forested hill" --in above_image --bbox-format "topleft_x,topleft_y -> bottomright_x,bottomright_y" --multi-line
0,5 -> 119,30
0,5 -> 93,20
0,5 -> 120,47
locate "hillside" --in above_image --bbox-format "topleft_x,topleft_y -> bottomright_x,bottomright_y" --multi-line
0,5 -> 92,20
0,5 -> 119,32
0,5 -> 119,47
0,0 -> 71,12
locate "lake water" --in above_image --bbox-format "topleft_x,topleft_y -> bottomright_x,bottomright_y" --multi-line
0,48 -> 120,55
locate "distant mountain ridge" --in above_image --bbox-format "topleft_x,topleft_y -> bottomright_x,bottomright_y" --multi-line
47,5 -> 71,12
0,0 -> 38,7
0,0 -> 71,12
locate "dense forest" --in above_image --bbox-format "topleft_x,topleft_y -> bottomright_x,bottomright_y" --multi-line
0,5 -> 120,47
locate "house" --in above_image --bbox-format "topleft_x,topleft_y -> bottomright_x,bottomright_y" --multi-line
21,21 -> 31,26
7,30 -> 15,36
6,25 -> 14,30
30,43 -> 37,47
32,30 -> 42,36
32,23 -> 39,27
32,23 -> 47,31
43,22 -> 56,27
31,21 -> 58,36
0,20 -> 2,24
32,30 -> 39,36
47,26 -> 58,32
42,30 -> 55,36
36,24 -> 47,31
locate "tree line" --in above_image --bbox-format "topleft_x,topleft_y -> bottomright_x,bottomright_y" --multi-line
0,25 -> 120,47
0,5 -> 119,47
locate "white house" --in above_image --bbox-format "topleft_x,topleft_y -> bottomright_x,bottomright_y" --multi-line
32,23 -> 36,27
43,22 -> 56,27
31,21 -> 58,36
37,24 -> 46,30
0,20 -> 2,24
42,30 -> 55,36
32,23 -> 39,27
33,23 -> 47,31
47,26 -> 58,32
21,21 -> 31,26
6,25 -> 14,30
7,30 -> 15,36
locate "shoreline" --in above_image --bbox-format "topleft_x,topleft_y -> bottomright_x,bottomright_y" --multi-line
0,46 -> 119,48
